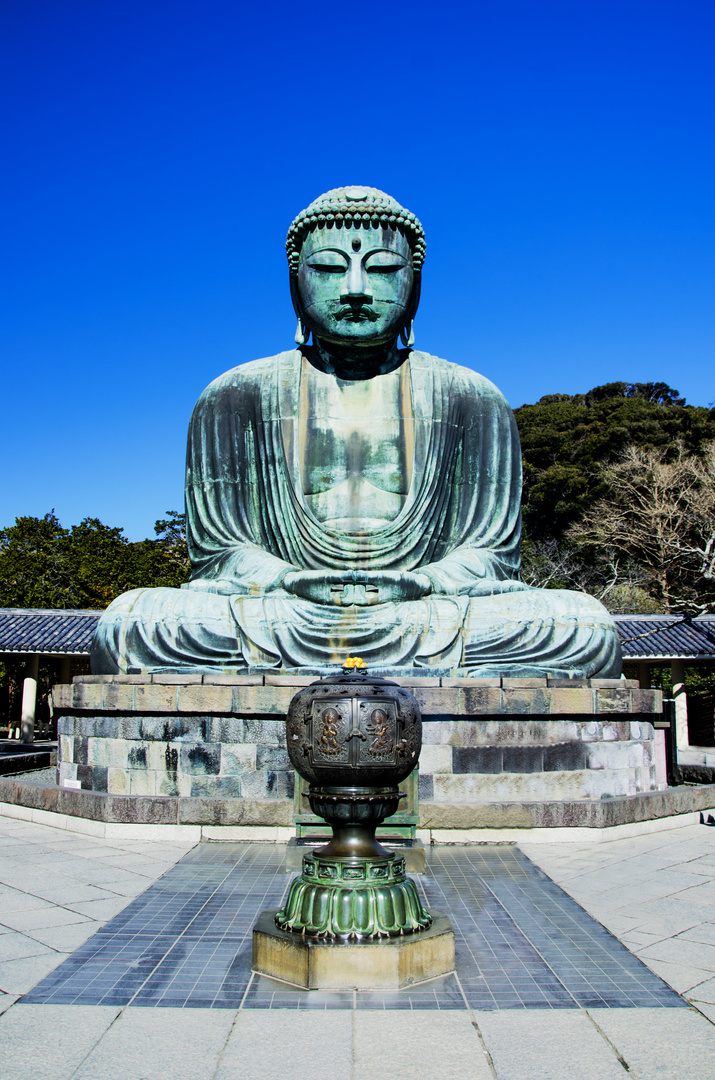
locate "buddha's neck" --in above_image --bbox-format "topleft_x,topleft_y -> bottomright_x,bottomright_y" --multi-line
303,337 -> 409,381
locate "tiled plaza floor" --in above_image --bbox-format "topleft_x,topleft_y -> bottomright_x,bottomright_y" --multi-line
3,815 -> 715,1079
21,842 -> 682,1011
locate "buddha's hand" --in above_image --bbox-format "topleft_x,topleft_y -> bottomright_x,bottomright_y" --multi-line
281,569 -> 432,606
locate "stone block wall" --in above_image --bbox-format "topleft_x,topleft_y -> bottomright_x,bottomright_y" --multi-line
57,715 -> 293,800
418,718 -> 656,805
52,676 -> 662,823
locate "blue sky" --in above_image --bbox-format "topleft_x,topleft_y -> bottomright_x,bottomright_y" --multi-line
2,0 -> 713,539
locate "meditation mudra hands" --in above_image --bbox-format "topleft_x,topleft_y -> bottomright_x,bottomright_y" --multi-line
281,568 -> 432,605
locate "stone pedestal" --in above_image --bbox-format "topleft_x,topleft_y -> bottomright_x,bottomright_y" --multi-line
39,674 -> 681,832
252,911 -> 455,990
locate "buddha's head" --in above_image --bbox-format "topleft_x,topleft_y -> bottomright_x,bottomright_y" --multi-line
286,187 -> 425,354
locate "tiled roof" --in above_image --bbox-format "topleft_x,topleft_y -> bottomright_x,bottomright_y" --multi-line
0,608 -> 101,655
0,608 -> 713,661
614,615 -> 715,659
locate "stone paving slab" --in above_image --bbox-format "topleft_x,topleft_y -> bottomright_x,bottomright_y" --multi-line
476,1010 -> 628,1079
1,818 -> 715,1077
216,1011 -> 354,1080
73,1006 -> 236,1080
0,817 -> 195,994
3,1005 -> 714,1080
521,823 -> 715,1016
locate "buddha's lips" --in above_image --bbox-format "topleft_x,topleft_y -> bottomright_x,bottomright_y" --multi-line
334,307 -> 379,322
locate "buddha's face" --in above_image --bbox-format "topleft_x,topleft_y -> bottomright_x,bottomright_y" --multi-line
296,226 -> 414,347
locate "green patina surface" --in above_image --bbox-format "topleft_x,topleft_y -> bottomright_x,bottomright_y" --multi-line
92,187 -> 621,679
276,851 -> 431,940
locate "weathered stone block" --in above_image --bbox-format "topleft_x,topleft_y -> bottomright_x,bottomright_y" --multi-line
114,717 -> 144,740
631,689 -> 662,715
232,685 -> 292,715
502,678 -> 548,688
92,766 -> 108,793
180,743 -> 221,774
550,688 -> 594,714
418,773 -> 434,801
543,743 -> 586,772
500,689 -> 551,714
127,744 -> 148,769
440,677 -> 500,687
57,760 -> 77,784
208,717 -> 246,742
101,684 -> 135,711
585,743 -> 628,771
220,743 -> 256,774
157,772 -> 180,797
547,679 -> 590,687
233,770 -> 265,799
459,687 -> 501,715
417,744 -> 453,774
595,688 -> 632,713
264,675 -> 315,686
95,717 -> 119,739
72,683 -> 103,710
626,742 -> 646,769
502,746 -> 546,774
107,767 -> 128,795
133,684 -> 177,712
256,746 -> 291,771
52,684 -> 72,710
239,770 -> 294,799
421,719 -> 453,744
152,673 -> 202,684
391,677 -> 441,687
73,736 -> 89,766
452,746 -> 503,774
244,719 -> 286,746
145,741 -> 171,772
415,688 -> 459,715
177,685 -> 233,713
128,769 -> 157,796
637,765 -> 656,791
76,764 -> 94,790
136,716 -> 190,740
86,738 -> 107,767
189,776 -> 242,798
202,674 -> 264,685
177,797 -> 294,826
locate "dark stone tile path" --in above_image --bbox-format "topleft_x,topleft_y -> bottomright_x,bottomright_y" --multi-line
22,842 -> 685,1010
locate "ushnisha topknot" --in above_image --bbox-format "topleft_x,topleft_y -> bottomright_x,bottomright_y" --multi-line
286,186 -> 426,275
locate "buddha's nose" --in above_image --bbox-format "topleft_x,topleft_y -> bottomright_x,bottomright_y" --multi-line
341,258 -> 372,303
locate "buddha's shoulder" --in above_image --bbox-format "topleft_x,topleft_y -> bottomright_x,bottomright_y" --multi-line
194,351 -> 298,404
409,352 -> 510,407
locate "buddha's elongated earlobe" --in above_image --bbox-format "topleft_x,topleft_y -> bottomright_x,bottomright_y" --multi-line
400,321 -> 415,348
295,317 -> 311,346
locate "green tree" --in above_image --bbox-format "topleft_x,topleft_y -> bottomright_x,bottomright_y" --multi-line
0,510 -> 190,609
514,382 -> 715,542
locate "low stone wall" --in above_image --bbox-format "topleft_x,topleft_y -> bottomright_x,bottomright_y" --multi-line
45,675 -> 665,829
420,718 -> 656,805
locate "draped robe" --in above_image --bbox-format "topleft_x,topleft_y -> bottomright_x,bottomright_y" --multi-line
91,351 -> 621,677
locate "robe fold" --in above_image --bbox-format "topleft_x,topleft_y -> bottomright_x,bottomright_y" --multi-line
91,351 -> 621,677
